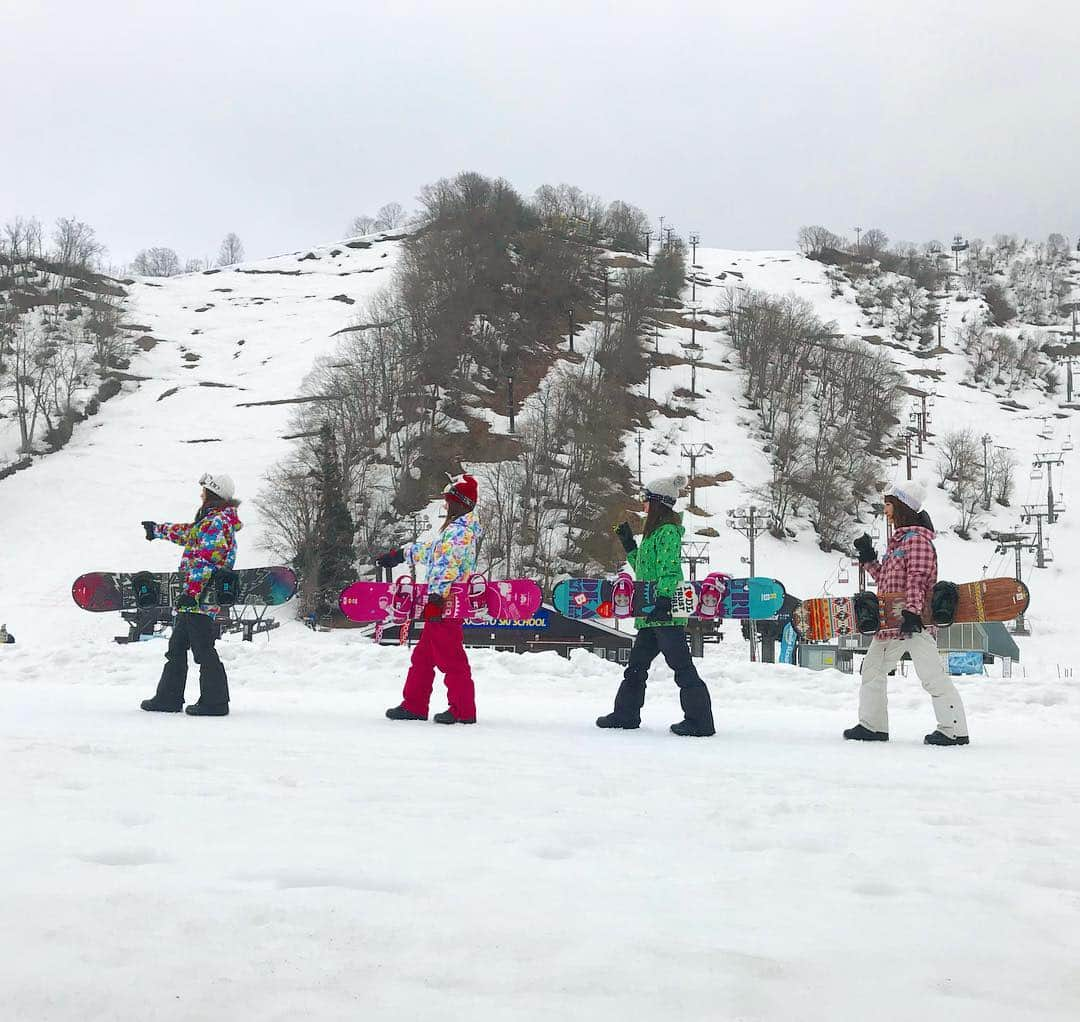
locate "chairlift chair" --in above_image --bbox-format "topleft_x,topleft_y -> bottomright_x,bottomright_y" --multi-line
1031,467 -> 1044,480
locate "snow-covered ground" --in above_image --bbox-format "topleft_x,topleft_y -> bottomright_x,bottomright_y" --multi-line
4,631 -> 1080,1022
3,240 -> 1080,1019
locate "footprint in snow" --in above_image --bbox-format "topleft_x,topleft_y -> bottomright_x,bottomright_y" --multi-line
851,880 -> 901,897
78,847 -> 169,867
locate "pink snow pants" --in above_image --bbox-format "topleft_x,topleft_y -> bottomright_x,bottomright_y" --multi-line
402,619 -> 477,719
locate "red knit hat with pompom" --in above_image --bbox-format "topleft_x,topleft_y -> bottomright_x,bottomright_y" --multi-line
443,473 -> 478,510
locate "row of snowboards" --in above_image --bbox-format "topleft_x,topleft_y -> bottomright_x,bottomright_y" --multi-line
71,569 -> 1030,642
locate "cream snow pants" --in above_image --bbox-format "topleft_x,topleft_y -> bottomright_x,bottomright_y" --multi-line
858,632 -> 969,738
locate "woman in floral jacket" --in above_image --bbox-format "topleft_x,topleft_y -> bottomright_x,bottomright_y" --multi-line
140,472 -> 241,717
845,479 -> 969,746
377,474 -> 483,725
600,472 -> 715,737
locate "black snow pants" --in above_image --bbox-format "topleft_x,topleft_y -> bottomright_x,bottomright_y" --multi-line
154,613 -> 229,708
610,626 -> 713,729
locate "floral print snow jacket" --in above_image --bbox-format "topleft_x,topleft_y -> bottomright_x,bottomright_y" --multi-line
865,525 -> 938,640
627,521 -> 688,630
404,510 -> 482,597
154,505 -> 242,616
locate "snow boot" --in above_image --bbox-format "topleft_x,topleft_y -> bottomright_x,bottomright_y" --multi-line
670,719 -> 715,737
433,709 -> 476,725
140,697 -> 183,713
843,724 -> 889,741
386,704 -> 428,721
924,730 -> 969,746
670,684 -> 715,736
596,713 -> 640,729
185,702 -> 229,717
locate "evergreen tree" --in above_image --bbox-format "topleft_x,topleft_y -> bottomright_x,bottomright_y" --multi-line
315,423 -> 356,610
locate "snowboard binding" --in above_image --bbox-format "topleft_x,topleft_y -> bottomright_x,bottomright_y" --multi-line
130,571 -> 161,609
464,573 -> 492,621
853,591 -> 881,634
213,569 -> 240,606
930,581 -> 960,626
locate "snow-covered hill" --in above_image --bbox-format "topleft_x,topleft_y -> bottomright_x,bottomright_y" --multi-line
620,246 -> 1078,669
4,235 -> 1080,1021
4,234 -> 402,644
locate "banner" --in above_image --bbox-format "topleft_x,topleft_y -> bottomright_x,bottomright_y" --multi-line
463,608 -> 551,630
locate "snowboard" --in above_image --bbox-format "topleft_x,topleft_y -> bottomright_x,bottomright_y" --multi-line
72,566 -> 298,613
790,578 -> 1031,641
551,574 -> 786,621
338,575 -> 543,624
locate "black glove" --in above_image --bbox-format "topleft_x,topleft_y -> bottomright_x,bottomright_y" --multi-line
899,610 -> 923,638
613,521 -> 637,554
177,593 -> 198,610
853,533 -> 877,565
375,548 -> 405,569
646,595 -> 673,623
142,521 -> 157,542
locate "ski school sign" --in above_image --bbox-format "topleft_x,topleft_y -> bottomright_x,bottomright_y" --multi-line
463,608 -> 551,630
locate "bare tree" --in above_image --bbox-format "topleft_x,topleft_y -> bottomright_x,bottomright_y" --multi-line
3,216 -> 45,265
991,447 -> 1016,506
797,225 -> 843,257
10,318 -> 50,451
184,257 -> 209,273
1047,232 -> 1070,261
85,294 -> 130,374
861,228 -> 889,257
52,217 -> 103,272
373,202 -> 405,231
348,214 -> 376,237
216,232 -> 244,266
602,200 -> 649,253
131,247 -> 180,277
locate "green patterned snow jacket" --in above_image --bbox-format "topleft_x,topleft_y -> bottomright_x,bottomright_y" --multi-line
626,520 -> 687,629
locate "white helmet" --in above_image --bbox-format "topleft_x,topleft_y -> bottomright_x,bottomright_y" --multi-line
199,472 -> 236,501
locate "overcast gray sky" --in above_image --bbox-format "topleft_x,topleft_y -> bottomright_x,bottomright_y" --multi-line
3,0 -> 1077,267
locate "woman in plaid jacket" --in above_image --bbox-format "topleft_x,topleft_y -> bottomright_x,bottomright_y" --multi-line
845,479 -> 969,746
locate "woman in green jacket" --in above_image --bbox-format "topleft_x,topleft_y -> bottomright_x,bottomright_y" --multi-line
599,472 -> 716,737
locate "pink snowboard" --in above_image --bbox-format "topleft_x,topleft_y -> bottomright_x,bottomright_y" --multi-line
339,574 -> 542,624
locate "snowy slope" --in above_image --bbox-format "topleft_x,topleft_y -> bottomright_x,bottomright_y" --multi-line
4,635 -> 1080,1021
3,238 -> 1080,1021
632,247 -> 1079,667
3,235 -> 401,645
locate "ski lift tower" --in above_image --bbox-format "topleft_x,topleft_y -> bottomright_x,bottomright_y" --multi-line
1032,452 -> 1066,524
951,233 -> 969,273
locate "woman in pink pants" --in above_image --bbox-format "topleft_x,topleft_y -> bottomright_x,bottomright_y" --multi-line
376,474 -> 483,725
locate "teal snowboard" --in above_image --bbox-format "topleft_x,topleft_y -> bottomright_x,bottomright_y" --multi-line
551,575 -> 785,621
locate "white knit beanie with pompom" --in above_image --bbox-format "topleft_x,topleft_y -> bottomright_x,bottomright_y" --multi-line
643,472 -> 688,507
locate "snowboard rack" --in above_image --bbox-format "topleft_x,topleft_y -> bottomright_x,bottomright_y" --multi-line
115,607 -> 172,644
218,603 -> 280,642
114,605 -> 279,644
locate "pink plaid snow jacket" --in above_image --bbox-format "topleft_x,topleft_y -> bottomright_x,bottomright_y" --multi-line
865,525 -> 937,640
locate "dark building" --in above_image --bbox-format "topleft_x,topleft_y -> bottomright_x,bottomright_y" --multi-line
380,604 -> 635,663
